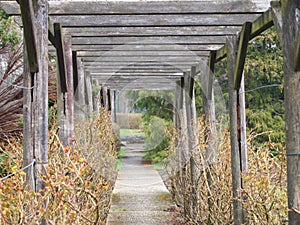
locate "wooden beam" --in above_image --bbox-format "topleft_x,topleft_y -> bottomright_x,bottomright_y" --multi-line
77,50 -> 210,57
19,0 -> 38,72
49,14 -> 260,27
250,9 -> 274,39
216,45 -> 227,62
0,1 -> 271,15
71,36 -> 226,45
81,56 -> 203,63
54,23 -> 67,93
234,22 -> 252,90
68,26 -> 242,37
70,44 -> 223,52
216,9 -> 275,62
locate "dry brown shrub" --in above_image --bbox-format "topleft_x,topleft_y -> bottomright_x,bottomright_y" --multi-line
166,117 -> 287,224
0,109 -> 118,224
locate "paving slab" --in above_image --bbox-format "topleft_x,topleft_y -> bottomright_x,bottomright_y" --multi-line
107,143 -> 175,225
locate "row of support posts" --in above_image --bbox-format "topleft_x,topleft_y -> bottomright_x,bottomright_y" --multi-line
19,0 -> 298,224
21,0 -> 113,200
174,1 -> 299,224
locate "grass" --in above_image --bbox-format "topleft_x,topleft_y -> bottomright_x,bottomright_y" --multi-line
120,129 -> 145,137
116,148 -> 126,170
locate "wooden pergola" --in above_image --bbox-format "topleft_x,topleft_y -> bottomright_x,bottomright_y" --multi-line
0,0 -> 299,224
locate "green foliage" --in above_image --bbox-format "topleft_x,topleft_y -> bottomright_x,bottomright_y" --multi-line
207,28 -> 285,152
142,116 -> 171,163
0,8 -> 21,49
126,90 -> 174,163
244,28 -> 285,151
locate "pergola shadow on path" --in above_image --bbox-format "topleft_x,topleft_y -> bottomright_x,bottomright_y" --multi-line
0,0 -> 299,224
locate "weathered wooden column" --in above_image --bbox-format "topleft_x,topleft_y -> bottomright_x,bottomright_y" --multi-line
202,53 -> 217,164
201,53 -> 217,224
92,80 -> 101,114
22,44 -> 34,190
64,34 -> 74,145
107,89 -> 112,111
227,35 -> 244,225
31,0 -> 49,194
112,90 -> 117,123
74,56 -> 86,119
85,72 -> 93,116
184,70 -> 197,218
280,1 -> 300,224
53,23 -> 68,146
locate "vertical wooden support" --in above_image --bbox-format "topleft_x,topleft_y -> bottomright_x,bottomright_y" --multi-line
74,57 -> 86,119
23,44 -> 34,190
92,80 -> 101,114
184,70 -> 197,218
227,35 -> 244,225
202,55 -> 217,224
113,90 -> 117,123
85,72 -> 93,116
31,0 -> 49,196
280,1 -> 300,224
53,23 -> 68,146
19,0 -> 38,72
64,34 -> 74,144
203,53 -> 217,164
239,75 -> 248,173
107,89 -> 112,111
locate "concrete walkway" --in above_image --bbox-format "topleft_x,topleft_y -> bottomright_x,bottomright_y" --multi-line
107,143 -> 174,225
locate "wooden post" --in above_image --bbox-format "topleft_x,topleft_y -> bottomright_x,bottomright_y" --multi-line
227,35 -> 244,225
202,53 -> 217,164
184,70 -> 197,218
31,0 -> 49,196
107,89 -> 112,111
202,54 -> 217,224
85,72 -> 93,116
92,80 -> 99,114
113,90 -> 117,123
280,1 -> 300,224
64,34 -> 74,145
22,43 -> 34,190
52,23 -> 68,146
239,75 -> 248,173
74,57 -> 86,119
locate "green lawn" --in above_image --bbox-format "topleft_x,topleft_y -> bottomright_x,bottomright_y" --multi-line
120,129 -> 145,137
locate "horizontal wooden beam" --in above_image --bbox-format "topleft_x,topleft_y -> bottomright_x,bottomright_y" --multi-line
87,69 -> 182,73
90,73 -> 182,78
216,9 -> 274,62
49,14 -> 260,27
77,50 -> 210,57
0,1 -> 270,16
67,26 -> 242,37
81,57 -> 201,63
67,44 -> 223,52
250,8 -> 274,39
71,36 -> 227,45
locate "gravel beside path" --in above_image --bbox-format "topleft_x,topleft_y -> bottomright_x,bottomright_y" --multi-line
107,143 -> 175,225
